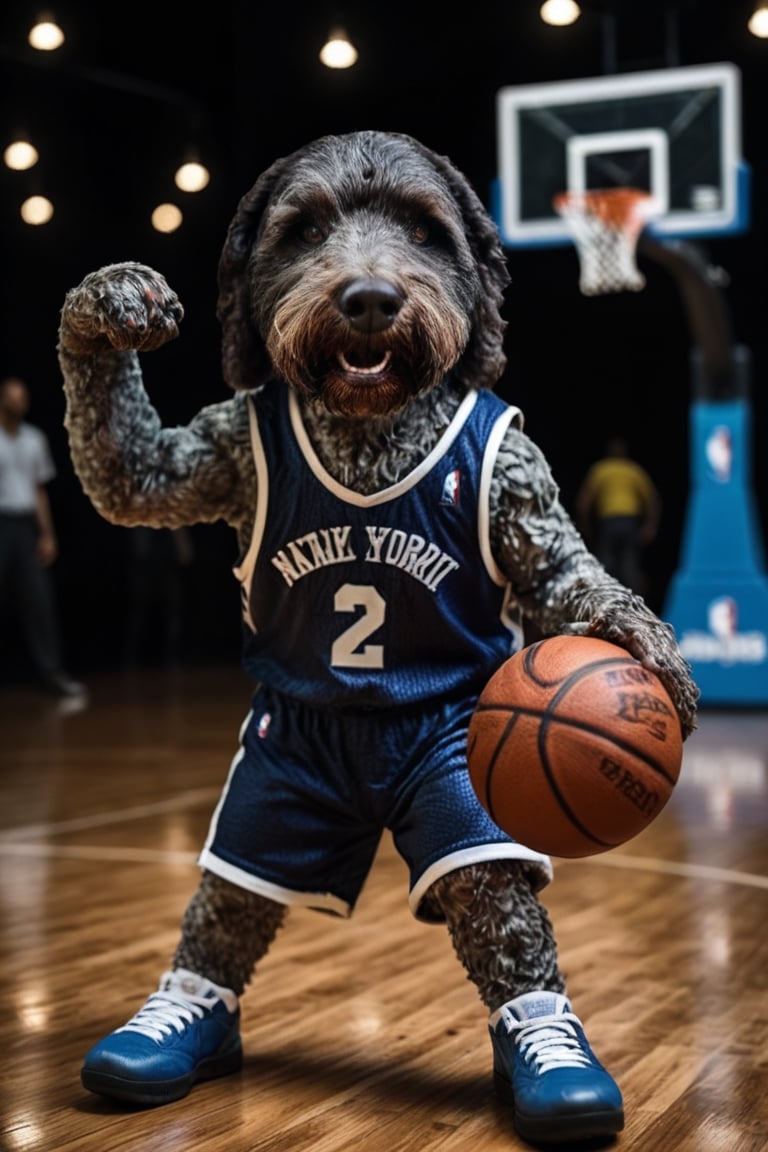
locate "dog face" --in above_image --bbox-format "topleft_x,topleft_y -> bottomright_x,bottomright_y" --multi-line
249,134 -> 480,418
217,131 -> 510,414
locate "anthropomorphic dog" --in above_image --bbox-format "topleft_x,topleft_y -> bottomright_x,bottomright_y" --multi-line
58,130 -> 698,1146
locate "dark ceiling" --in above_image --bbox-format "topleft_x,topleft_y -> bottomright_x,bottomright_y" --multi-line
1,0 -> 766,667
2,1 -> 765,381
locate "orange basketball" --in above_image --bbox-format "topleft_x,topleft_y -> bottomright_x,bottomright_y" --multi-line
467,635 -> 683,858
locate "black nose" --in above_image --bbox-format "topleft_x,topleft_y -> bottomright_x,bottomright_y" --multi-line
338,278 -> 404,333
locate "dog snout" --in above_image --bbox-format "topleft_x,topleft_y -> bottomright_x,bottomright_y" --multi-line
338,278 -> 403,334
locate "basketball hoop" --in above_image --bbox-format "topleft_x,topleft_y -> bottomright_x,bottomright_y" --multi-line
553,187 -> 661,296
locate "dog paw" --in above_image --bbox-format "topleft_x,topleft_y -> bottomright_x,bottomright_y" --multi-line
59,262 -> 184,354
579,616 -> 700,740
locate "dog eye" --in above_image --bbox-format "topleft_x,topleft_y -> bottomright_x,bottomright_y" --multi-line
410,222 -> 430,245
299,222 -> 325,246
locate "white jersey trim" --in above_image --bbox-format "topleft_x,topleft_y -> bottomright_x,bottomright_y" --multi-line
478,404 -> 523,586
232,397 -> 270,626
288,386 -> 480,508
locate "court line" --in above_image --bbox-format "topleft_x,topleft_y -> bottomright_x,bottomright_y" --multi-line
2,786 -> 766,889
0,842 -> 198,864
0,788 -> 220,843
562,852 -> 768,889
0,832 -> 765,889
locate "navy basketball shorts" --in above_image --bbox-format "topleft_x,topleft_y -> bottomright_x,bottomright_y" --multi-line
198,683 -> 553,921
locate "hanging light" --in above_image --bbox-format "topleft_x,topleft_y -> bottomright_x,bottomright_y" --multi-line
4,137 -> 39,171
540,0 -> 581,27
319,27 -> 358,69
152,203 -> 183,234
174,157 -> 210,193
20,195 -> 54,225
748,3 -> 768,37
28,12 -> 65,51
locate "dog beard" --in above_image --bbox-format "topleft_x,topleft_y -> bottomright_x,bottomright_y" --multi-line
311,367 -> 423,418
269,349 -> 448,419
264,294 -> 468,419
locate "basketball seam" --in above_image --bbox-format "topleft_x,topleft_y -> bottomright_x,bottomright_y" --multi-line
483,708 -> 615,851
523,643 -> 642,689
536,711 -> 619,850
547,664 -> 679,786
484,712 -> 520,823
472,703 -> 679,787
470,639 -> 681,857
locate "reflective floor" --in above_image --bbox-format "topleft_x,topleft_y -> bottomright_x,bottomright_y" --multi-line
1,668 -> 766,1152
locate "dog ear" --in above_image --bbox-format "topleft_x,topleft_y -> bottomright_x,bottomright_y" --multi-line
216,157 -> 291,391
419,145 -> 511,391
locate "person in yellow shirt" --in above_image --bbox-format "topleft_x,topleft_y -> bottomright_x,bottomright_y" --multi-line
575,436 -> 660,595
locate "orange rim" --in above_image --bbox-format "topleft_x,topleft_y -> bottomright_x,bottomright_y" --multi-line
553,187 -> 657,230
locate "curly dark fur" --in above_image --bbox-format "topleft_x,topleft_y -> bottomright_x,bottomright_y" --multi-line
173,871 -> 286,995
429,862 -> 567,1008
58,131 -> 699,1032
217,132 -> 509,398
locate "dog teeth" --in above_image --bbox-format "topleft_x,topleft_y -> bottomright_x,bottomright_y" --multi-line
338,350 -> 391,376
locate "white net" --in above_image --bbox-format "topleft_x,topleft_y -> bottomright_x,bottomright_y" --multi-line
553,188 -> 660,296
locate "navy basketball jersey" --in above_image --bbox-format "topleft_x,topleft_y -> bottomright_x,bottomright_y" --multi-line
234,382 -> 525,709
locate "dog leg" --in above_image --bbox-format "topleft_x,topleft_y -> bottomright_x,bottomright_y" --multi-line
428,861 -> 565,1008
431,860 -> 624,1141
172,870 -> 287,995
143,861 -> 618,1130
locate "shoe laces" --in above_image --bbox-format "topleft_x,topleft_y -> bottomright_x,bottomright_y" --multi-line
115,973 -> 224,1043
513,1012 -> 593,1074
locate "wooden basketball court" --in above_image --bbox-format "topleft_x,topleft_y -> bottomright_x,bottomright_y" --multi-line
1,666 -> 766,1151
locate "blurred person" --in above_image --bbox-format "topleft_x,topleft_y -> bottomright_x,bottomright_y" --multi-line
575,435 -> 660,595
0,375 -> 85,697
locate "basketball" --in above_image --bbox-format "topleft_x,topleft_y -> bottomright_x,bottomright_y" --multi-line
467,635 -> 683,858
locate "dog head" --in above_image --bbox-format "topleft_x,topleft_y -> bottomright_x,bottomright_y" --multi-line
217,131 -> 510,418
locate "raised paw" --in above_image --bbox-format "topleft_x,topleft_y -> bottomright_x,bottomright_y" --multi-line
59,262 -> 184,355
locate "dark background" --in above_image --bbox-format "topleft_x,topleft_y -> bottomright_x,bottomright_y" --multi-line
1,0 -> 766,675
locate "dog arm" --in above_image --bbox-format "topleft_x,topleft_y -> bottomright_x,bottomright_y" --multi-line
491,427 -> 699,739
58,262 -> 244,529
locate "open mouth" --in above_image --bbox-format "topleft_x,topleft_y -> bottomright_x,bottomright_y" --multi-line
337,349 -> 392,376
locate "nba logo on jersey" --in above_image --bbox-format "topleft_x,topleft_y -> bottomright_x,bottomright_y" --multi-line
440,469 -> 461,506
257,712 -> 272,738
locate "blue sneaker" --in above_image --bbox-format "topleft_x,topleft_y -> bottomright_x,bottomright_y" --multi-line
489,991 -> 624,1144
81,968 -> 242,1105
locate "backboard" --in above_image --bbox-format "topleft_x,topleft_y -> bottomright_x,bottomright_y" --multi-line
494,62 -> 748,248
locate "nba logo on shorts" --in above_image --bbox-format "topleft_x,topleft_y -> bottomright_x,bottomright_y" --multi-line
440,469 -> 461,506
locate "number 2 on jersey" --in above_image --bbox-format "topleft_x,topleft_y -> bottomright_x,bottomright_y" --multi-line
331,583 -> 385,668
